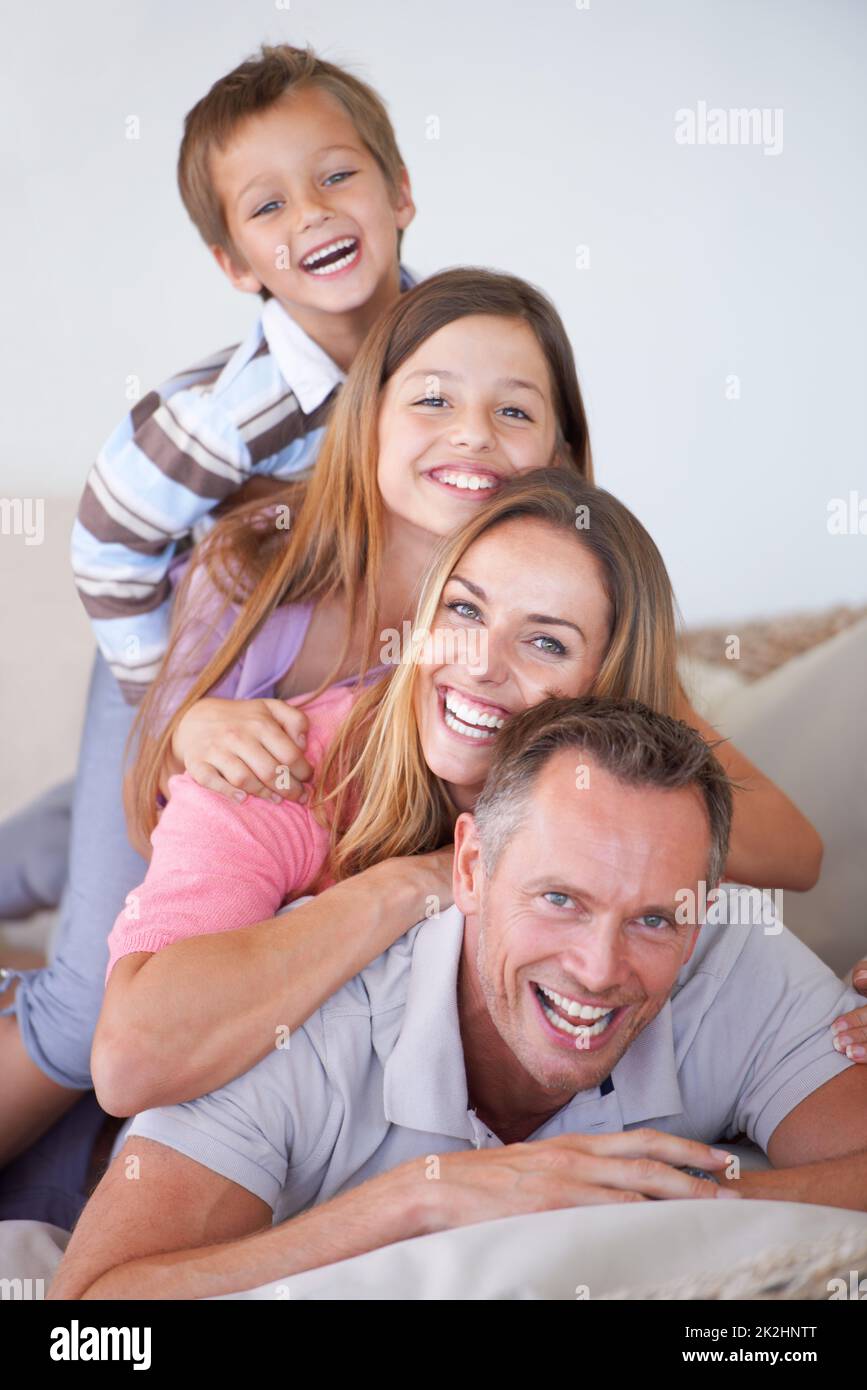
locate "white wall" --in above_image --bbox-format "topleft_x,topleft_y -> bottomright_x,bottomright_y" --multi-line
2,0 -> 865,625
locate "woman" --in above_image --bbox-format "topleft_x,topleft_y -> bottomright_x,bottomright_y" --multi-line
93,468 -> 833,1118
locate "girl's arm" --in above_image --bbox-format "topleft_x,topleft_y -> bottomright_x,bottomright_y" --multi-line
167,695 -> 314,802
92,776 -> 453,1116
124,696 -> 315,861
677,692 -> 823,892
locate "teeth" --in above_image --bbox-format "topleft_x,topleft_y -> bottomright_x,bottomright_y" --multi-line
433,471 -> 497,491
536,988 -> 615,1045
309,252 -> 355,275
302,237 -> 358,272
539,998 -> 612,1045
444,690 -> 505,730
538,984 -> 611,1021
444,709 -> 496,740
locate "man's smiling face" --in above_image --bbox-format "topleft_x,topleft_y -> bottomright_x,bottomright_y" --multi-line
456,749 -> 712,1099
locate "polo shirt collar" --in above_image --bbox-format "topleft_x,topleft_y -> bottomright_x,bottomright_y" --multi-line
260,298 -> 346,415
382,906 -> 475,1141
607,998 -> 684,1125
383,908 -> 686,1140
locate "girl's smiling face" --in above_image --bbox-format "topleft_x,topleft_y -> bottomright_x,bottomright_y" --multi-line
376,315 -> 563,538
413,516 -> 613,810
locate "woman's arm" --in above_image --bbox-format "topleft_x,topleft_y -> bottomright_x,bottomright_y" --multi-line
677,692 -> 823,891
93,777 -> 453,1115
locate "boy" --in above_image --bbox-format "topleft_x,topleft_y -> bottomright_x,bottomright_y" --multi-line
76,42 -> 417,701
0,42 -> 418,1195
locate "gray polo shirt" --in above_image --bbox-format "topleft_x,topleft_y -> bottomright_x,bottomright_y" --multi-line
125,889 -> 860,1224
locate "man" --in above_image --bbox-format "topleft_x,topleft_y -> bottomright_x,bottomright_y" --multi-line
49,697 -> 867,1300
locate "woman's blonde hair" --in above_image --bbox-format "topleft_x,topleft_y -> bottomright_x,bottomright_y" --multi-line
313,466 -> 682,885
128,268 -> 593,845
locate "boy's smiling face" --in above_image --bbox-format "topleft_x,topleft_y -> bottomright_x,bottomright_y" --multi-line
210,84 -> 415,350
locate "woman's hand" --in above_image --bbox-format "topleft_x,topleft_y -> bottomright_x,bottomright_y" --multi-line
832,960 -> 867,1063
170,697 -> 313,803
371,845 -> 457,932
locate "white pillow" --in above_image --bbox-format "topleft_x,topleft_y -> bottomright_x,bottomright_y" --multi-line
688,618 -> 867,978
213,1199 -> 867,1301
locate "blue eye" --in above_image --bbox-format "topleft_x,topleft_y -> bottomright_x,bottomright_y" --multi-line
415,395 -> 447,407
640,915 -> 669,930
532,634 -> 567,655
445,599 -> 481,620
324,170 -> 356,185
252,200 -> 282,218
544,892 -> 573,908
500,406 -> 531,420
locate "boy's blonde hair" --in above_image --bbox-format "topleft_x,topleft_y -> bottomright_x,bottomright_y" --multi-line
178,43 -> 408,274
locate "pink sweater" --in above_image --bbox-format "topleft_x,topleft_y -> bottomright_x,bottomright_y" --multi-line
105,683 -> 356,980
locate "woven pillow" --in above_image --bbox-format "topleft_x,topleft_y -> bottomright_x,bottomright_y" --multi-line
680,604 -> 867,681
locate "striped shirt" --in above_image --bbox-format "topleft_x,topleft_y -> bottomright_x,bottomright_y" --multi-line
72,264 -> 418,702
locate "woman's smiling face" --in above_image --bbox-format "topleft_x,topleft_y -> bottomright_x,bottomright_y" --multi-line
413,516 -> 613,810
376,315 -> 563,538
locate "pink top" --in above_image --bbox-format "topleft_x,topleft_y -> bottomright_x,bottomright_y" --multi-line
105,683 -> 357,980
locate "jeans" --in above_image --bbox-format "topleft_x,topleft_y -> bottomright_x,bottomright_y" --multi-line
0,651 -> 147,1089
0,779 -> 72,920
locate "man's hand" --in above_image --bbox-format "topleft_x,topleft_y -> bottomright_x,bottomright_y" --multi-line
832,960 -> 867,1063
413,1129 -> 739,1234
170,697 -> 313,803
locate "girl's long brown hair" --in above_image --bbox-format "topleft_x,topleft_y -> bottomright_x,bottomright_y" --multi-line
314,466 -> 682,885
129,267 -> 593,845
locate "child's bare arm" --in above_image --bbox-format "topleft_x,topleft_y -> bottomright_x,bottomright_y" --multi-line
167,697 -> 313,803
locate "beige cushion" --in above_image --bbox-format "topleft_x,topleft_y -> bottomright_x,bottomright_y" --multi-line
213,1198 -> 867,1301
704,618 -> 867,977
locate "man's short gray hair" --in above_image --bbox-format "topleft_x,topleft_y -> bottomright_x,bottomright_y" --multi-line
472,696 -> 734,888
